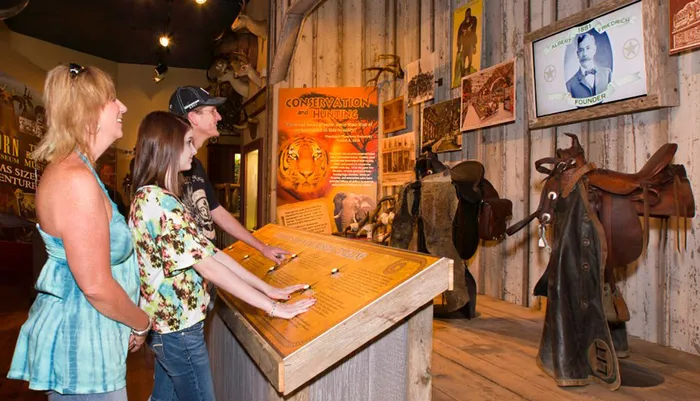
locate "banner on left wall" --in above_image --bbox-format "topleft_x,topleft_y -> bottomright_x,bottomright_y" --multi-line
0,71 -> 47,223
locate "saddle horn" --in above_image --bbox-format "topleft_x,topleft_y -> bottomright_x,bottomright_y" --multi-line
564,133 -> 583,151
414,144 -> 447,180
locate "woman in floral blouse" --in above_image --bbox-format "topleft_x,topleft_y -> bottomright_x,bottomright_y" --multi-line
128,111 -> 315,401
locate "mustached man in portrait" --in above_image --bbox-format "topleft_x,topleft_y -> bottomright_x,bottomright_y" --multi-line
566,32 -> 612,99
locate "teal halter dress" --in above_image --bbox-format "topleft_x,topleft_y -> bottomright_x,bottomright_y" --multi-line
7,153 -> 140,394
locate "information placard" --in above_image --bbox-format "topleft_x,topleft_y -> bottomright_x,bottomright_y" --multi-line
220,224 -> 441,357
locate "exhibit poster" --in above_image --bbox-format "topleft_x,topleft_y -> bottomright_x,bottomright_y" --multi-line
276,199 -> 334,234
277,87 -> 378,234
532,0 -> 647,117
422,98 -> 461,153
381,132 -> 415,187
670,0 -> 700,54
0,72 -> 46,222
406,53 -> 435,106
381,96 -> 406,134
452,0 -> 483,88
221,224 -> 441,357
460,59 -> 516,132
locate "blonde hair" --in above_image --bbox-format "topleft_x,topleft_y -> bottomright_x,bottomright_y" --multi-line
32,64 -> 116,165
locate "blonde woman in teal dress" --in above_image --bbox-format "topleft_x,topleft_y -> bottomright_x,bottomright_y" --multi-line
7,63 -> 151,401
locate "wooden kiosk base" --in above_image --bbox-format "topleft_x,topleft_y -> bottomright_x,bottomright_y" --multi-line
205,224 -> 451,401
208,299 -> 434,401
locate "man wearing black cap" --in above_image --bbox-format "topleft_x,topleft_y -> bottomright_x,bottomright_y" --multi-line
169,86 -> 289,264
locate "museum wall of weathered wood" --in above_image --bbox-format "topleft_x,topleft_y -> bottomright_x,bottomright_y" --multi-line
266,0 -> 700,356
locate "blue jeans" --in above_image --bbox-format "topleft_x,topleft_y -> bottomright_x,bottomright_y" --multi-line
147,321 -> 216,401
47,388 -> 127,401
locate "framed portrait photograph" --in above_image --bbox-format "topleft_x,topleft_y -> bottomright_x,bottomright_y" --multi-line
524,0 -> 678,129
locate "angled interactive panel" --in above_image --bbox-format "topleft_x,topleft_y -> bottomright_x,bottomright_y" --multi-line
215,224 -> 451,395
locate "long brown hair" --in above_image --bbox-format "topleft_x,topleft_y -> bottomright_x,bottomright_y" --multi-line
32,63 -> 116,165
132,111 -> 190,196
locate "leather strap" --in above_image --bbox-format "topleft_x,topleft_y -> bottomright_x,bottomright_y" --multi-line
507,158 -> 590,236
673,175 -> 681,251
562,162 -> 596,198
643,184 -> 649,252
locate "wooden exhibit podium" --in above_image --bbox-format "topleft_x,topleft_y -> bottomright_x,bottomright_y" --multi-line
206,224 -> 453,401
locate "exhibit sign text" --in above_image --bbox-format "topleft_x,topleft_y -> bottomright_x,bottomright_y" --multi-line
277,87 -> 378,234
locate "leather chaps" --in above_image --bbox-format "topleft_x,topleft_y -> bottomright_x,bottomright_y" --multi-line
535,181 -> 621,390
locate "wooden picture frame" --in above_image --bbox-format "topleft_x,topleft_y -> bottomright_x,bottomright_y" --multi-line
381,96 -> 406,134
669,0 -> 700,55
459,58 -> 516,132
524,0 -> 678,130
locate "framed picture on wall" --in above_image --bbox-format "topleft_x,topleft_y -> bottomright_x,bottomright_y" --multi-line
422,98 -> 462,153
452,0 -> 484,88
459,59 -> 516,132
669,0 -> 700,54
524,0 -> 679,129
381,96 -> 406,134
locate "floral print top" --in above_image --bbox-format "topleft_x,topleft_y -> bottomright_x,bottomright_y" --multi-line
128,185 -> 217,334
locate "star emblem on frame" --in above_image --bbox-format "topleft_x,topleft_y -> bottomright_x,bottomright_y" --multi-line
544,65 -> 556,82
623,39 -> 640,59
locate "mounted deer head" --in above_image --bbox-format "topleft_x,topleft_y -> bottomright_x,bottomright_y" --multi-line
229,52 -> 250,76
0,0 -> 29,20
207,58 -> 231,82
230,0 -> 268,40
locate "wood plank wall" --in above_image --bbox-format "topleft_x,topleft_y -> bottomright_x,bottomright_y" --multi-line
266,0 -> 700,356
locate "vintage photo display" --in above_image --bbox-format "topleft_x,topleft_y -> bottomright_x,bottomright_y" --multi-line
406,54 -> 436,106
422,98 -> 462,153
452,0 -> 483,88
381,96 -> 406,134
381,132 -> 416,187
532,0 -> 647,117
460,59 -> 516,132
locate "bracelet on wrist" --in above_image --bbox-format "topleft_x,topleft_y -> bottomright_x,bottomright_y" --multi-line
267,301 -> 278,318
131,318 -> 151,337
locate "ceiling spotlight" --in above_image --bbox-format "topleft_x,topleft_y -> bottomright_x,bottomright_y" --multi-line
159,35 -> 170,47
195,0 -> 207,4
154,63 -> 168,83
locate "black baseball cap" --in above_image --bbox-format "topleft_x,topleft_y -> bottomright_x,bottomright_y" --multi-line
168,86 -> 226,116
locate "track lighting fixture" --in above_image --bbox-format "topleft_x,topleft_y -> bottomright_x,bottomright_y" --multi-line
159,35 -> 171,47
154,63 -> 169,83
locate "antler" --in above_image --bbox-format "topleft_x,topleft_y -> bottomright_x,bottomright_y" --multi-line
362,54 -> 405,86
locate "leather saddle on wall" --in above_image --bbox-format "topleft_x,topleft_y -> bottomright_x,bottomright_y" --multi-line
507,133 -> 695,390
391,147 -> 513,317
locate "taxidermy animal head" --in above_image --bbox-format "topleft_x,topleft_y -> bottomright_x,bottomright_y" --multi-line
230,0 -> 268,40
